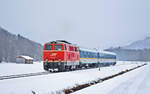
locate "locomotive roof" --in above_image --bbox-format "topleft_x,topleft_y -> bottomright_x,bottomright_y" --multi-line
46,40 -> 78,46
56,40 -> 72,44
47,40 -> 71,44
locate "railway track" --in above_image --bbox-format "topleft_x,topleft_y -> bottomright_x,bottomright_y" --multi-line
0,63 -> 142,81
0,72 -> 50,80
0,67 -> 94,80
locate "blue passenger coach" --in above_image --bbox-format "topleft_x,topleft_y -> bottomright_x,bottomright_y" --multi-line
100,51 -> 116,66
79,48 -> 116,68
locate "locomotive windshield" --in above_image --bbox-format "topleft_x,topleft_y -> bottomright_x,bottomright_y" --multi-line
45,44 -> 52,50
55,45 -> 63,50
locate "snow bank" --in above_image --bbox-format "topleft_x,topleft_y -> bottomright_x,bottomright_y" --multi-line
73,62 -> 149,94
0,61 -> 145,94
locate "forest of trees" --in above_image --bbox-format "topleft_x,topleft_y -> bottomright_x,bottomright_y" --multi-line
0,27 -> 42,62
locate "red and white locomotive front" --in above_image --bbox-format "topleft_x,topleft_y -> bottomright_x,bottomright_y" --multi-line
43,40 -> 80,71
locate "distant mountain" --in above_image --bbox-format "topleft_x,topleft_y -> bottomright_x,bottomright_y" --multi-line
0,27 -> 42,62
105,47 -> 150,61
105,37 -> 150,61
124,37 -> 150,49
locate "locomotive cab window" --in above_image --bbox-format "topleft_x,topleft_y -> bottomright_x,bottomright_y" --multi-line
55,45 -> 63,50
45,44 -> 53,50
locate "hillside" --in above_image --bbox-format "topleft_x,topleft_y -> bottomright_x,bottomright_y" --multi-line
0,27 -> 42,62
105,47 -> 150,61
124,37 -> 150,49
105,37 -> 150,61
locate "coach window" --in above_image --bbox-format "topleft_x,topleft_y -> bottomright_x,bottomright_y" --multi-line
89,52 -> 91,58
45,44 -> 53,50
91,52 -> 93,58
82,51 -> 85,57
55,45 -> 62,50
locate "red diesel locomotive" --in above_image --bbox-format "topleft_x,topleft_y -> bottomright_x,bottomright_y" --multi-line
43,40 -> 117,72
43,40 -> 80,71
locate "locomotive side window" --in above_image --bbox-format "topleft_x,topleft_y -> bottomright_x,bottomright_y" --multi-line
55,45 -> 63,50
45,44 -> 53,50
69,46 -> 73,51
70,46 -> 73,51
75,47 -> 78,52
64,45 -> 67,50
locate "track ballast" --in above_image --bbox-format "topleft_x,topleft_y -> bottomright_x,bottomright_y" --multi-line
0,72 -> 50,80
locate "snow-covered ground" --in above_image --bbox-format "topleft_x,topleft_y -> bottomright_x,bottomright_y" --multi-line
0,61 -> 146,94
73,62 -> 150,94
0,62 -> 44,76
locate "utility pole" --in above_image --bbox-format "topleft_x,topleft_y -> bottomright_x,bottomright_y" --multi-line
95,47 -> 101,71
98,46 -> 101,71
98,52 -> 101,71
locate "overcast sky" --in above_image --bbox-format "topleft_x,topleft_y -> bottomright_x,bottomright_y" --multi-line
0,0 -> 150,49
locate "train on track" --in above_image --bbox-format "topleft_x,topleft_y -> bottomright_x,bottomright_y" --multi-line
43,40 -> 116,72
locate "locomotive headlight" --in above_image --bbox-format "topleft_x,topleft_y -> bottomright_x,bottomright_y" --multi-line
58,59 -> 61,65
45,62 -> 47,65
59,59 -> 61,62
46,59 -> 48,62
45,59 -> 48,65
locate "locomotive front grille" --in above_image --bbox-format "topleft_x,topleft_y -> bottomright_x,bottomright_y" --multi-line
47,62 -> 59,69
44,62 -> 65,69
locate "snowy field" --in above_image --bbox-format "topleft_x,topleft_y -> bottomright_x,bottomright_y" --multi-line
73,62 -> 150,94
0,62 -> 44,76
0,61 -> 147,94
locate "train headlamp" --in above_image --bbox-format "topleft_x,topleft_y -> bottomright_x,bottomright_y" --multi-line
46,59 -> 48,62
58,59 -> 61,65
